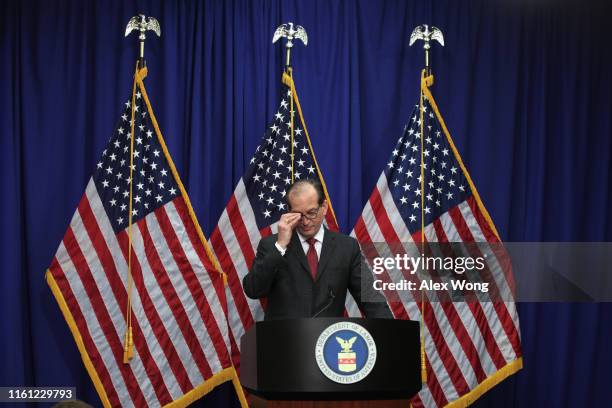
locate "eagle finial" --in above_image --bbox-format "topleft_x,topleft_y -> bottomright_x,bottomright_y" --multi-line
125,14 -> 161,40
125,15 -> 161,65
273,22 -> 308,67
409,25 -> 444,71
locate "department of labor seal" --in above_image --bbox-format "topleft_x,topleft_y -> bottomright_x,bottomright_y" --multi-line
314,321 -> 377,384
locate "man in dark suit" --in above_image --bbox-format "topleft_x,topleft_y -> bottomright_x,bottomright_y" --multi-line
243,179 -> 392,320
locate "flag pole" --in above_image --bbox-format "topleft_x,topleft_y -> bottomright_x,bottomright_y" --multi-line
273,22 -> 308,182
123,14 -> 161,364
410,23 -> 445,385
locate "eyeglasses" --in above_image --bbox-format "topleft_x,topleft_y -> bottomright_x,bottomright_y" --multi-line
291,206 -> 321,220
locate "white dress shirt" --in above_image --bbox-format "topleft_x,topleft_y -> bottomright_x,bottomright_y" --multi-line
275,226 -> 324,259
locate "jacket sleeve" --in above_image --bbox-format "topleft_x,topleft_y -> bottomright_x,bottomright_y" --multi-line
348,238 -> 394,319
242,237 -> 286,299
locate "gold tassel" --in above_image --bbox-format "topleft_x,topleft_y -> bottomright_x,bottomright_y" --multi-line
123,326 -> 134,363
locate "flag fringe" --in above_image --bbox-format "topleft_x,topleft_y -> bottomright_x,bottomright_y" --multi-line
444,358 -> 523,408
163,367 -> 247,408
46,270 -> 113,408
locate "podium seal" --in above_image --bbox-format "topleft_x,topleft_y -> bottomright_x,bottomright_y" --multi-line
315,321 -> 377,384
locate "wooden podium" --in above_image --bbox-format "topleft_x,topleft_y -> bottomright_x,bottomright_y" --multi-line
240,318 -> 421,407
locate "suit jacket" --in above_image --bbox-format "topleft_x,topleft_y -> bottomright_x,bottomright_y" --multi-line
243,228 -> 393,320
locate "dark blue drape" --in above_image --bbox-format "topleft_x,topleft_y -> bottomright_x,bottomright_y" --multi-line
2,0 -> 611,406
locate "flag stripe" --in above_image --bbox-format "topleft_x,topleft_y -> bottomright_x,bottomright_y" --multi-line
217,207 -> 258,313
369,186 -> 472,397
446,207 -> 505,300
224,193 -> 268,314
214,215 -> 258,330
434,220 -> 496,372
210,225 -> 255,332
233,179 -> 265,253
353,214 -> 411,319
69,208 -> 165,407
427,216 -> 500,380
445,207 -> 514,370
353,213 -> 451,405
226,194 -> 257,270
78,191 -> 179,403
133,219 -> 201,391
359,195 -> 426,317
447,205 -> 519,358
80,181 -> 180,401
370,182 -> 467,400
170,198 -> 232,360
355,199 -> 459,401
429,219 -> 491,383
465,197 -> 499,243
429,220 -> 488,383
461,200 -> 522,358
49,257 -> 123,407
460,199 -> 517,305
160,204 -> 225,358
431,215 -> 502,378
162,204 -> 227,372
425,349 -> 450,407
225,312 -> 241,363
150,207 -> 216,378
87,182 -> 188,403
62,226 -> 147,406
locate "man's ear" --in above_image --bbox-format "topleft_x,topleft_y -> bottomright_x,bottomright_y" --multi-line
321,199 -> 329,216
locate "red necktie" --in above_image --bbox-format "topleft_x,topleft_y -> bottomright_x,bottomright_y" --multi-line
306,237 -> 318,280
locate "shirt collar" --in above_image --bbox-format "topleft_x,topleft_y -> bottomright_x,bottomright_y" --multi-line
297,226 -> 325,244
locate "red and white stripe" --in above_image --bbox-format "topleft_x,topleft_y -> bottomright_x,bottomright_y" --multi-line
352,173 -> 521,408
209,179 -> 266,366
49,179 -> 233,407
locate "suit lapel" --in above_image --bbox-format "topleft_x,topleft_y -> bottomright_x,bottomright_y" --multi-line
316,228 -> 337,282
288,232 -> 311,277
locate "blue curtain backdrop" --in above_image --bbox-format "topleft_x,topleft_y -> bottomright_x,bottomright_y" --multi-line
2,0 -> 611,406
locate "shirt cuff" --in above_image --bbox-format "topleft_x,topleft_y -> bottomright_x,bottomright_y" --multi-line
274,242 -> 287,256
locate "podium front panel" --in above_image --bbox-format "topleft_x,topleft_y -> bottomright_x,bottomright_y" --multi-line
240,318 -> 421,400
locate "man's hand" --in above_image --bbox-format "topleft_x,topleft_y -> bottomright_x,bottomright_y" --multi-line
276,212 -> 301,249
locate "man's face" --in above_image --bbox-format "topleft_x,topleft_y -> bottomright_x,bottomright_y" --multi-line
288,184 -> 328,239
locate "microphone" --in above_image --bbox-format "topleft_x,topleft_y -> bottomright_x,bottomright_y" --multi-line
312,287 -> 336,318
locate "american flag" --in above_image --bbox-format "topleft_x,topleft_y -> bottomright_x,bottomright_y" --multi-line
46,68 -> 244,408
209,71 -> 360,369
351,77 -> 522,407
